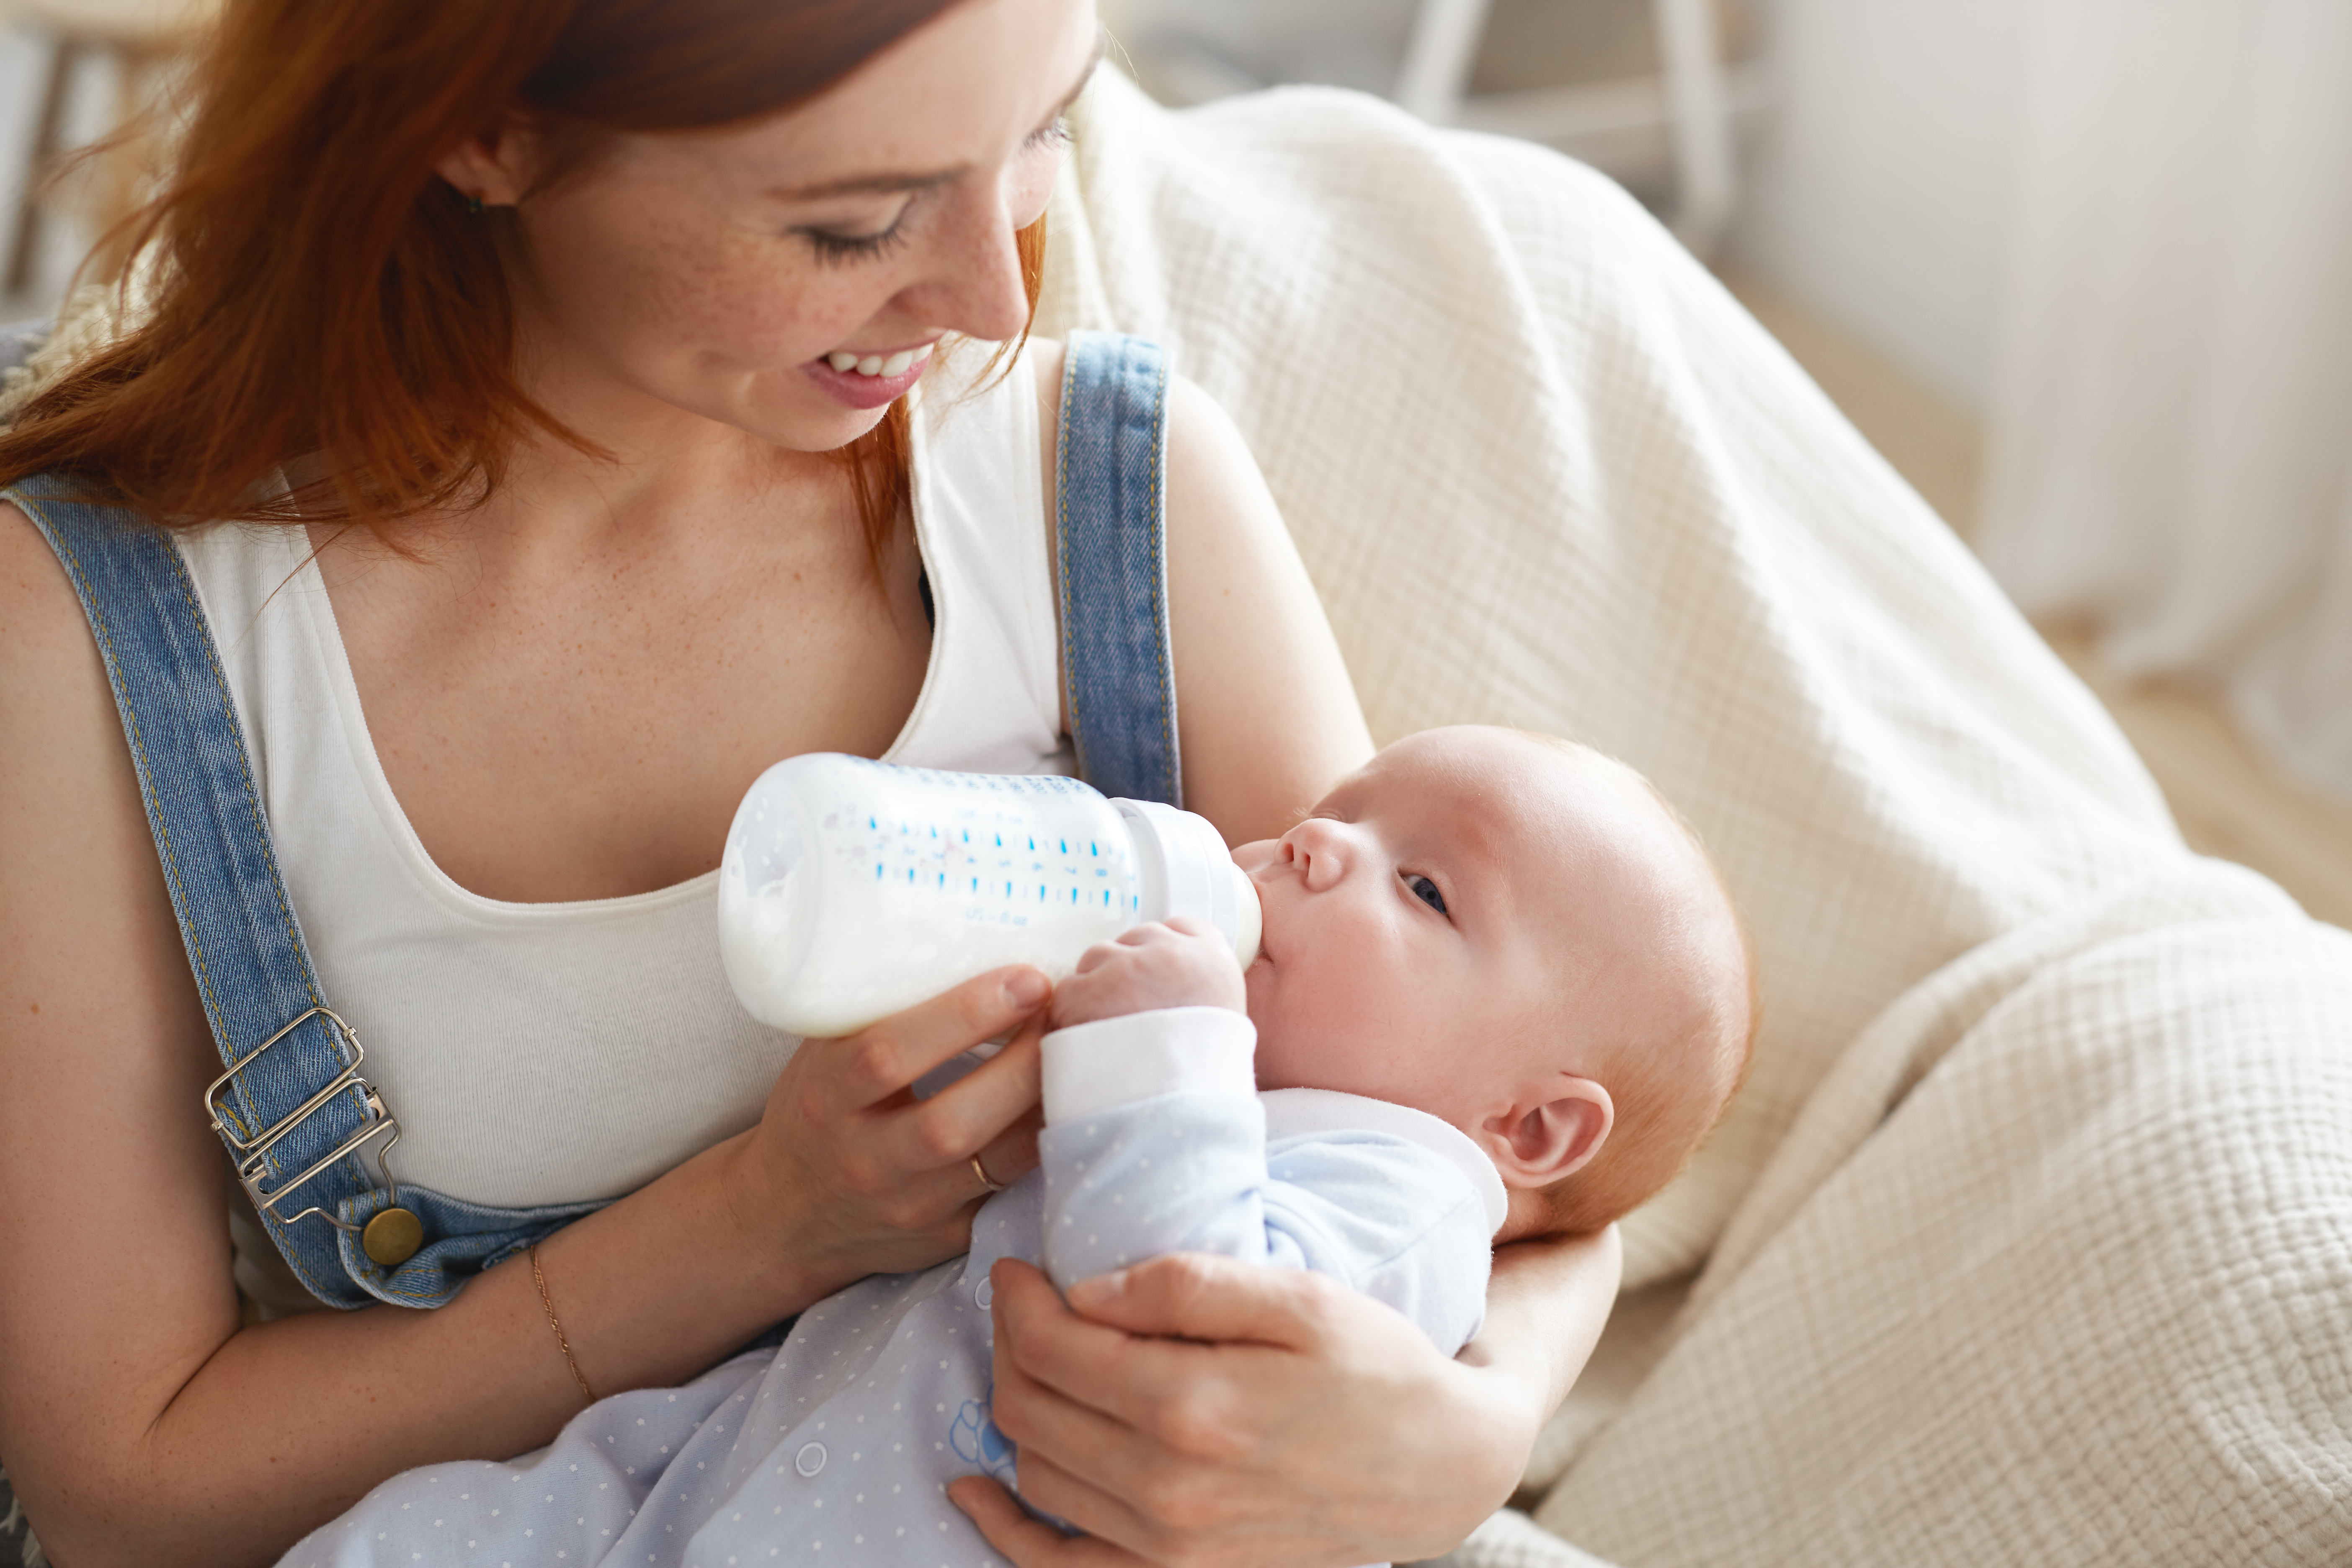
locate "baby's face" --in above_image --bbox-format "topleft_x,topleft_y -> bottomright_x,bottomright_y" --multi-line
1232,728 -> 1724,1139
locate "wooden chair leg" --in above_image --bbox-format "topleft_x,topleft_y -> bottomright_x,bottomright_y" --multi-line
87,43 -> 169,281
1397,0 -> 1494,124
5,34 -> 80,298
1654,0 -> 1737,254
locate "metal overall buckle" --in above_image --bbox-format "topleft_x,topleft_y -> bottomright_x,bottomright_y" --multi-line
202,1006 -> 423,1266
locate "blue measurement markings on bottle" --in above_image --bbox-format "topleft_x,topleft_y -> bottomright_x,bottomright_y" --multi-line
846,767 -> 1131,931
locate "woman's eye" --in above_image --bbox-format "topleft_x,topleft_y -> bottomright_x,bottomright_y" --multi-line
797,216 -> 910,266
1024,116 -> 1071,152
1405,874 -> 1447,915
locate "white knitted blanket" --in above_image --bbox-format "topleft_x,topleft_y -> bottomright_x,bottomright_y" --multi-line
1039,71 -> 2352,1568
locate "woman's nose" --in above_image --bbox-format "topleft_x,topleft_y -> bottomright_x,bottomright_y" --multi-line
895,188 -> 1033,345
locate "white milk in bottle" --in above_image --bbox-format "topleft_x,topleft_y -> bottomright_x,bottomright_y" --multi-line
719,753 -> 1261,1038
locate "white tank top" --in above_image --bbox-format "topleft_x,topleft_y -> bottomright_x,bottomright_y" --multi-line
180,345 -> 1067,1305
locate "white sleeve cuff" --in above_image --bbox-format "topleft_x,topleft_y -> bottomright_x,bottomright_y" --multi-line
1042,1007 -> 1258,1123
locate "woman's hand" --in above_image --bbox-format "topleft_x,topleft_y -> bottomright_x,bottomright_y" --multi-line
726,965 -> 1055,1305
953,1228 -> 1621,1567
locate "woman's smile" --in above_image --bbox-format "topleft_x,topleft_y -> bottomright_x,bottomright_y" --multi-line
805,340 -> 940,407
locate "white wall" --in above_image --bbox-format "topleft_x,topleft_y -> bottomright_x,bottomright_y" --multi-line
1727,0 -> 2036,409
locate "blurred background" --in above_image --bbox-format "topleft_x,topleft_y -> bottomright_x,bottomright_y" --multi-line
3,0 -> 2346,926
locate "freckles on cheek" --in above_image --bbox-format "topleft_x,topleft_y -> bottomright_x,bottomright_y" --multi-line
696,230 -> 835,357
582,212 -> 820,369
644,235 -> 794,360
539,202 -> 718,356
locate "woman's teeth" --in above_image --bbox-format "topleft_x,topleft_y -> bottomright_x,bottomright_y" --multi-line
826,347 -> 927,378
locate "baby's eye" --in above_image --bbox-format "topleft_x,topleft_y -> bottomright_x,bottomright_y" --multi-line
1405,873 -> 1447,915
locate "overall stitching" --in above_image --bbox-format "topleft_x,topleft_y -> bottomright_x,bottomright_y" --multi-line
1055,346 -> 1091,788
1055,333 -> 1182,807
158,533 -> 397,1263
9,485 -> 347,1300
1140,352 -> 1177,804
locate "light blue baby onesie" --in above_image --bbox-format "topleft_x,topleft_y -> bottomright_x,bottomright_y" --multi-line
281,1007 -> 1505,1568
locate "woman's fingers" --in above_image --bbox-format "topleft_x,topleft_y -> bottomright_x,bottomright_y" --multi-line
977,1290 -> 1208,1560
946,1476 -> 1153,1567
874,1008 -> 1047,1178
986,1262 -> 1171,1469
997,1431 -> 1254,1562
730,967 -> 1051,1298
824,966 -> 1051,1108
970,1099 -> 1046,1189
1062,1252 -> 1340,1350
987,1259 -> 1275,1508
994,1255 -> 1340,1439
989,1255 -> 1502,1566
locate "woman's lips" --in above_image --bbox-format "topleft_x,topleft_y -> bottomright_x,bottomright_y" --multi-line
803,345 -> 934,410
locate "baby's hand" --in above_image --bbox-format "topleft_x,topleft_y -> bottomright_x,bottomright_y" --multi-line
1050,918 -> 1247,1029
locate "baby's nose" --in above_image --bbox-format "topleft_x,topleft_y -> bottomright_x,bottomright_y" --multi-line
1283,820 -> 1349,891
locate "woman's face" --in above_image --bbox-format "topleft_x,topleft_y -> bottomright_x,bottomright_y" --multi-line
479,0 -> 1098,452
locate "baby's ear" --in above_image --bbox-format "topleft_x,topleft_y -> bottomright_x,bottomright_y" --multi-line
1478,1076 -> 1613,1189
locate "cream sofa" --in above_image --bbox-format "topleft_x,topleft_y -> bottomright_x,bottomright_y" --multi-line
1039,71 -> 2352,1568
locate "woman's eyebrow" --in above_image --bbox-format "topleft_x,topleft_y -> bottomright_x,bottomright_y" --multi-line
771,39 -> 1103,204
774,165 -> 965,201
1056,36 -> 1107,118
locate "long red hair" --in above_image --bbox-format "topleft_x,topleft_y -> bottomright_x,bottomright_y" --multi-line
0,0 -> 1045,557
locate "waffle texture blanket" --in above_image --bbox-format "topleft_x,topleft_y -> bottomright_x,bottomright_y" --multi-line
1036,71 -> 2352,1568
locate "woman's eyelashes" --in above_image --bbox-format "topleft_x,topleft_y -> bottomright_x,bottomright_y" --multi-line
1404,872 -> 1448,916
796,123 -> 1059,265
798,213 -> 911,266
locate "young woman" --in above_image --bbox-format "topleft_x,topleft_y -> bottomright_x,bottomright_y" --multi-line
0,1 -> 1619,1563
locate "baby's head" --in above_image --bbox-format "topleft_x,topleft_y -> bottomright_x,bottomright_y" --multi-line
1235,726 -> 1754,1241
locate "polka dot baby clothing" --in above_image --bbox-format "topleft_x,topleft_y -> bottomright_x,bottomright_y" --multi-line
281,1008 -> 1504,1567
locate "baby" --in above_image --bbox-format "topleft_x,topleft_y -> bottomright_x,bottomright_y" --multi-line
284,726 -> 1753,1568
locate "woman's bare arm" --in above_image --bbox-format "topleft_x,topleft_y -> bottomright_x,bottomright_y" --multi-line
1159,372 -> 1372,841
1035,343 -> 1375,846
955,1230 -> 1623,1567
0,500 -> 1055,1565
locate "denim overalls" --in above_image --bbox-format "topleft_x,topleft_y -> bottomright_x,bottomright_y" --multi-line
4,330 -> 1181,1312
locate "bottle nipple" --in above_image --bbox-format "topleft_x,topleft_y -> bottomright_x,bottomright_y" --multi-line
1230,863 -> 1262,967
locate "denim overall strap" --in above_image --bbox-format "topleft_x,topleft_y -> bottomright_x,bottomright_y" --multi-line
7,474 -> 598,1310
1056,331 -> 1182,807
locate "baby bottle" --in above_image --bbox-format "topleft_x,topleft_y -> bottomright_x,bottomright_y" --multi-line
718,753 -> 1261,1038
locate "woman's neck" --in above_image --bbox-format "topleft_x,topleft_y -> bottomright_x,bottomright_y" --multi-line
440,292 -> 857,567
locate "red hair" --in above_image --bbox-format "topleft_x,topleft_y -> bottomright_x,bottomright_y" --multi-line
0,0 -> 1042,560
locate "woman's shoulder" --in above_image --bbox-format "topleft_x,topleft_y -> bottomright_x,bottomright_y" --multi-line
1,495 -> 72,642
1026,334 -> 1067,417
1024,337 -> 1259,530
1020,335 -> 1246,468
0,493 -> 119,760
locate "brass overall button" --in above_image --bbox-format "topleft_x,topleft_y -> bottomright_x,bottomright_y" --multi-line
362,1207 -> 424,1266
